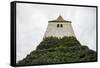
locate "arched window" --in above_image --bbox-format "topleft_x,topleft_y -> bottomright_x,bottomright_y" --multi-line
61,24 -> 63,27
57,24 -> 59,28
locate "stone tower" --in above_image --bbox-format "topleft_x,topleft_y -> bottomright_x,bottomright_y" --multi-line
44,15 -> 75,38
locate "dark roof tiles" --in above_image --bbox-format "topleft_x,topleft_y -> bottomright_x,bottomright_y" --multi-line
48,15 -> 71,23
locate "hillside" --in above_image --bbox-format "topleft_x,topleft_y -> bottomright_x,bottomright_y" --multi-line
17,36 -> 97,65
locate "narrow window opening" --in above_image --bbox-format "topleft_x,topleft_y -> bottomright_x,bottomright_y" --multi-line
57,24 -> 59,28
61,24 -> 63,27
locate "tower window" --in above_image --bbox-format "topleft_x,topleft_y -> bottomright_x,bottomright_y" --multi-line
61,24 -> 63,27
57,24 -> 59,27
57,24 -> 63,28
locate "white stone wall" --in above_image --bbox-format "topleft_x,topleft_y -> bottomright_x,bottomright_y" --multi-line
44,22 -> 76,38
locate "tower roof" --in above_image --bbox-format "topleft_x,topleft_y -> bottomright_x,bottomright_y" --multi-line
48,15 -> 71,23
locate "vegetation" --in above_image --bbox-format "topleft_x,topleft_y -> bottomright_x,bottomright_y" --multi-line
17,36 -> 97,65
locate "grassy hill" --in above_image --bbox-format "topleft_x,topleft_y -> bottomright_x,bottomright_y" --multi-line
17,36 -> 97,65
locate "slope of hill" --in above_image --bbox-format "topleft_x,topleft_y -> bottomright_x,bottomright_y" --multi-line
17,37 -> 97,65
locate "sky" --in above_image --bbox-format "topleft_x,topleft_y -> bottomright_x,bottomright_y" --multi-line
16,3 -> 96,62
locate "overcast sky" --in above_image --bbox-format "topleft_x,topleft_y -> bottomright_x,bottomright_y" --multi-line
16,3 -> 96,62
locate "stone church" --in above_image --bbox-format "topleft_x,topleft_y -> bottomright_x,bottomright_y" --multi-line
44,15 -> 75,38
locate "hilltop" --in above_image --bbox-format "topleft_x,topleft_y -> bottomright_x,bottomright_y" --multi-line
17,36 -> 97,65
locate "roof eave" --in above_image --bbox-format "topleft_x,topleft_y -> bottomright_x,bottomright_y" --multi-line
48,21 -> 72,23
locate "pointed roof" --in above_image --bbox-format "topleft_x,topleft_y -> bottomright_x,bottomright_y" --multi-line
57,15 -> 65,21
48,15 -> 71,23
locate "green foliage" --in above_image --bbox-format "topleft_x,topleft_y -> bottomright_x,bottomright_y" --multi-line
37,36 -> 81,50
17,36 -> 97,65
37,36 -> 60,50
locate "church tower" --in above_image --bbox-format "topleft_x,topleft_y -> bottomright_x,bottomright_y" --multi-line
44,15 -> 75,38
